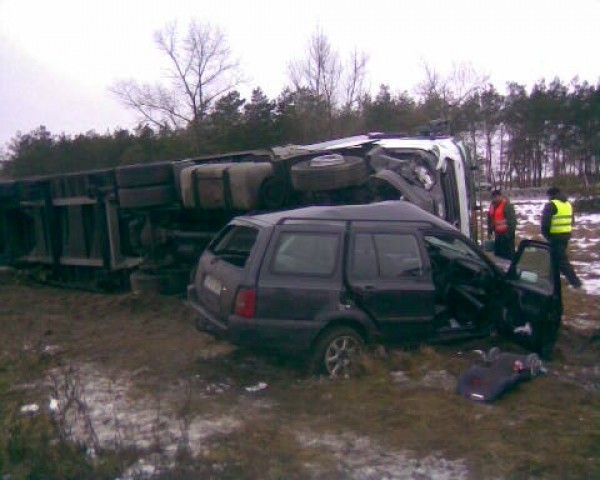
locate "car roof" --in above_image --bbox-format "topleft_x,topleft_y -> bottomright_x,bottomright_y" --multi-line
240,200 -> 456,231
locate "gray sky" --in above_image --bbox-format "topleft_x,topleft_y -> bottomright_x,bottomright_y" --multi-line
1,0 -> 599,151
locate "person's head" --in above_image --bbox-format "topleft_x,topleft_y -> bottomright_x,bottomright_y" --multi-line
491,189 -> 503,205
547,186 -> 561,199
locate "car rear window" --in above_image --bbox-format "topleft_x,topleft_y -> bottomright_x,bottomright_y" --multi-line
208,225 -> 259,268
271,232 -> 339,276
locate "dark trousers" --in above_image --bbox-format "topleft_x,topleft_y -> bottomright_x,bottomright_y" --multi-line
549,237 -> 581,287
494,233 -> 515,260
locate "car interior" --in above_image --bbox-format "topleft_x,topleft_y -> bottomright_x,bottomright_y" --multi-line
424,233 -> 495,331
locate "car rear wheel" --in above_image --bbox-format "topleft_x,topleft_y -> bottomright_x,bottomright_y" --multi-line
310,326 -> 364,378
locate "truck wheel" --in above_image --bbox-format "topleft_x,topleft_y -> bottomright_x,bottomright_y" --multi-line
259,176 -> 288,209
118,185 -> 176,209
291,155 -> 368,192
309,326 -> 364,378
116,162 -> 174,188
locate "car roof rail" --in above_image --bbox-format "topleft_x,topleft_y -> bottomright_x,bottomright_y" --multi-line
276,217 -> 348,226
367,131 -> 410,139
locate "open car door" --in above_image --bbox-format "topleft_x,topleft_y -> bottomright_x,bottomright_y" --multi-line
500,240 -> 563,358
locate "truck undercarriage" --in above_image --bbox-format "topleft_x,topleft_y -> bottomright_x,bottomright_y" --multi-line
0,133 -> 479,294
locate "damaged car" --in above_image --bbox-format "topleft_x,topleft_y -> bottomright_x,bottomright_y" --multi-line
187,201 -> 561,377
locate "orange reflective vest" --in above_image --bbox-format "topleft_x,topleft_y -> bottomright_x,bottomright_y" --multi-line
489,199 -> 508,234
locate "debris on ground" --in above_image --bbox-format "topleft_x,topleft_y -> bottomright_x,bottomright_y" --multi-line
245,381 -> 268,393
457,348 -> 546,403
19,403 -> 40,414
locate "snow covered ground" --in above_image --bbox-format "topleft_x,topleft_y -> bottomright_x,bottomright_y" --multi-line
499,198 -> 600,297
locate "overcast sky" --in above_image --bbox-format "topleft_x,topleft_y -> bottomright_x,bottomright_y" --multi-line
1,0 -> 599,151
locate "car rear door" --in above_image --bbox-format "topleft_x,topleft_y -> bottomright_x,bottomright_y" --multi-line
256,223 -> 345,322
346,223 -> 436,342
501,240 -> 562,356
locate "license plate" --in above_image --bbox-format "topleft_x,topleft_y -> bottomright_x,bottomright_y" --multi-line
203,274 -> 222,296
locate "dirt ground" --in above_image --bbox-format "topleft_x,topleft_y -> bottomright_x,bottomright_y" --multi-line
0,200 -> 599,479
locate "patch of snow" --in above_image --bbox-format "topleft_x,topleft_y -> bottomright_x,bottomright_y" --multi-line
46,363 -> 240,471
390,371 -> 411,384
296,431 -> 469,480
420,370 -> 456,391
565,314 -> 600,331
581,277 -> 600,297
20,403 -> 39,414
245,381 -> 268,393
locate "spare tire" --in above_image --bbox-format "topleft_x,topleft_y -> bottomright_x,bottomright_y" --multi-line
116,162 -> 174,188
291,154 -> 368,191
118,185 -> 176,209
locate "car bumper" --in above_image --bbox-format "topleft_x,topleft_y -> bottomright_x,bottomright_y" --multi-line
186,285 -> 319,352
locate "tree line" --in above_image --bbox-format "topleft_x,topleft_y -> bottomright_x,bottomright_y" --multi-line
1,22 -> 598,187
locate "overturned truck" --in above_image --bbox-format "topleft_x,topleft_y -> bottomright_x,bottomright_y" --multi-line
0,133 -> 479,294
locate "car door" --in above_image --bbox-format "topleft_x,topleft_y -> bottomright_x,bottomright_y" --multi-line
256,223 -> 345,340
501,240 -> 562,356
346,224 -> 436,343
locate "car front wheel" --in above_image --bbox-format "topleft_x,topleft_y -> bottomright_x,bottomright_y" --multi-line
310,326 -> 364,378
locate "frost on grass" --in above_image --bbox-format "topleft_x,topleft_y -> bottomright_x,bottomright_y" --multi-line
47,363 -> 240,470
296,430 -> 468,480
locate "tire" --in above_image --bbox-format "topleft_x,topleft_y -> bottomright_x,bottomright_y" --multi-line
259,176 -> 288,209
309,326 -> 364,377
291,155 -> 368,192
115,162 -> 174,188
118,185 -> 176,209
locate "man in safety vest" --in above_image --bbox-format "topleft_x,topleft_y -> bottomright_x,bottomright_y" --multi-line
487,189 -> 517,260
541,186 -> 582,288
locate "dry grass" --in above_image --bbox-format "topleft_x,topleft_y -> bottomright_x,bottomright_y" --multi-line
0,268 -> 599,479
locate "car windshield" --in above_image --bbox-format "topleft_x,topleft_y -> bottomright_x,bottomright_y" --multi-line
424,235 -> 480,261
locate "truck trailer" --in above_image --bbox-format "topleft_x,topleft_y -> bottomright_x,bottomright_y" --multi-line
0,133 -> 480,294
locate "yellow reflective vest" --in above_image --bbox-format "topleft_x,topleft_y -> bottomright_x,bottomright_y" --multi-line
549,199 -> 573,234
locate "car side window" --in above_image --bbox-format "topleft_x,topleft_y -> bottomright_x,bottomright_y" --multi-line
351,233 -> 423,279
513,245 -> 553,293
271,232 -> 339,276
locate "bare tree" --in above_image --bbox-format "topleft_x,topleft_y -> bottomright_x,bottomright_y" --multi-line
289,28 -> 341,107
342,48 -> 369,111
111,21 -> 241,137
416,61 -> 489,128
288,29 -> 368,133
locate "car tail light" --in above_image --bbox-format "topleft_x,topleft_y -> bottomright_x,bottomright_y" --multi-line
234,288 -> 256,318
